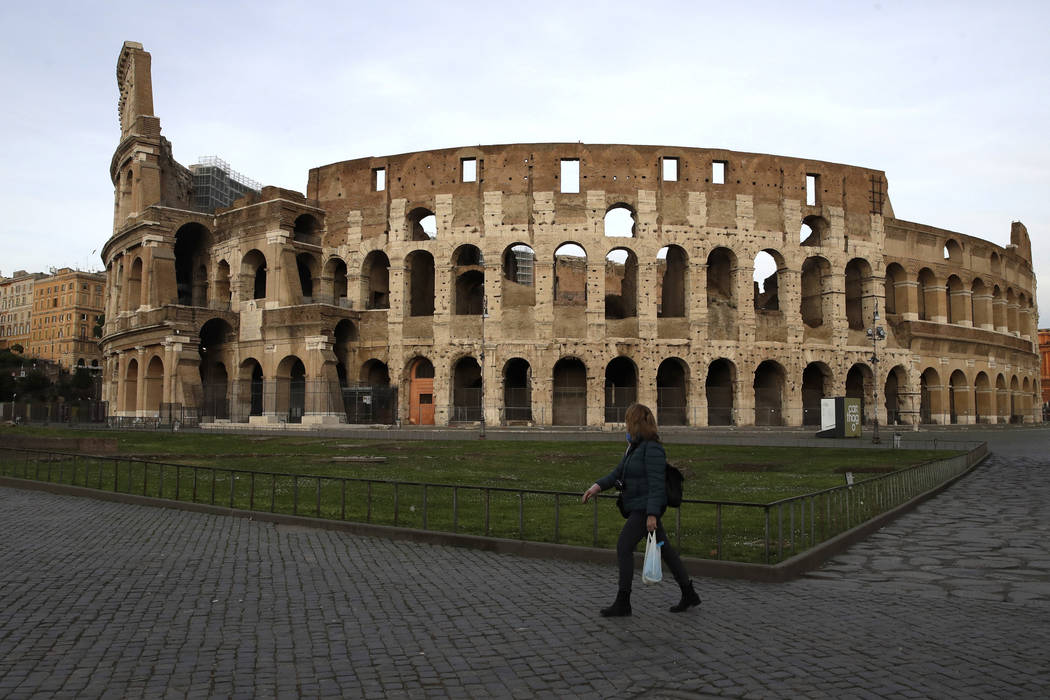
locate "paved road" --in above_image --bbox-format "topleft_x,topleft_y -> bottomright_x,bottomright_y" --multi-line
1,430 -> 1049,698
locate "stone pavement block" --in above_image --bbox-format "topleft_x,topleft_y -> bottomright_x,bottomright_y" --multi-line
3,452 -> 1050,697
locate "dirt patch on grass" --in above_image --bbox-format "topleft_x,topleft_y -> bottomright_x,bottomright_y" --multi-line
722,462 -> 783,472
834,466 -> 895,474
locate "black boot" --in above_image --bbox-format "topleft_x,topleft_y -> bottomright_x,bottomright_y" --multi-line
600,589 -> 632,617
670,580 -> 701,613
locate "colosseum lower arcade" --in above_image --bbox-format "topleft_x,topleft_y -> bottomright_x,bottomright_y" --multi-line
100,42 -> 1042,428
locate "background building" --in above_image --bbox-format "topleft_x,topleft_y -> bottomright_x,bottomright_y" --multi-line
1040,329 -> 1050,411
0,270 -> 45,351
28,268 -> 106,371
100,42 -> 1042,427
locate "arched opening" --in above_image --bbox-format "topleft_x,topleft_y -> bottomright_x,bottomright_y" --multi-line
604,204 -> 636,237
239,359 -> 264,419
362,251 -> 391,310
800,215 -> 828,247
946,275 -> 964,325
215,260 -> 231,310
199,318 -> 234,420
1007,288 -> 1018,334
885,365 -> 907,425
844,258 -> 871,330
920,368 -> 942,424
944,239 -> 962,262
405,250 -> 435,316
707,247 -> 736,340
657,245 -> 687,318
996,374 -> 1009,424
296,253 -> 317,301
503,358 -> 532,423
144,355 -> 164,415
126,257 -> 143,311
325,257 -> 348,306
407,207 -> 437,241
753,251 -> 780,311
917,268 -> 937,321
124,358 -> 138,413
452,245 -> 484,315
275,356 -> 306,424
408,357 -> 435,425
604,248 -> 637,320
992,285 -> 1006,330
605,356 -> 637,423
754,361 -> 785,426
344,359 -> 395,424
884,263 -> 906,316
656,358 -> 688,426
293,214 -> 321,245
1010,376 -> 1021,423
174,222 -> 211,307
975,372 -> 992,424
242,250 -> 267,301
800,256 -> 830,328
971,278 -> 989,328
552,357 -> 587,426
949,370 -> 969,424
846,363 -> 872,425
802,363 -> 833,426
502,244 -> 535,308
706,358 -> 736,426
451,356 -> 482,421
333,319 -> 358,387
554,243 -> 587,305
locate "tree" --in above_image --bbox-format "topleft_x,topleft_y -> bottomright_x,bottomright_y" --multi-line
10,343 -> 23,354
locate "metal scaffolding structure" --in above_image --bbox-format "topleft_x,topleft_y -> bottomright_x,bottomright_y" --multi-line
190,156 -> 262,213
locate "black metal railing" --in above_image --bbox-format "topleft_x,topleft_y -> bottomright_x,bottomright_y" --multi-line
0,442 -> 985,565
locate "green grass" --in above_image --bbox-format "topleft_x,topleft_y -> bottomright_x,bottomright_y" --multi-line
0,426 -> 964,564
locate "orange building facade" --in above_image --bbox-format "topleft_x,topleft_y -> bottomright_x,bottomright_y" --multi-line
1040,329 -> 1050,411
28,268 -> 106,370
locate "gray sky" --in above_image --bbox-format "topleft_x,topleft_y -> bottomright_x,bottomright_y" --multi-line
2,0 -> 1048,325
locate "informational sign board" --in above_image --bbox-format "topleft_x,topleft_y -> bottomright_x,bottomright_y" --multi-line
816,397 -> 862,439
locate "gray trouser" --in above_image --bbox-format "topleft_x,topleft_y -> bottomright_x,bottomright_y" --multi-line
616,510 -> 689,591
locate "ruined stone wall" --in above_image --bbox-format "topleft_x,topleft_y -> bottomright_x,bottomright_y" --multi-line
99,43 -> 1042,427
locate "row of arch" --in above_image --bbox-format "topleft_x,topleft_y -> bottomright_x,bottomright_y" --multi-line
110,218 -> 1035,344
113,330 -> 1039,426
885,263 -> 1036,337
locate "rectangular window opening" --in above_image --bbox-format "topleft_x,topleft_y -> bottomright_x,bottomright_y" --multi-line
373,167 -> 386,192
712,161 -> 726,185
662,157 -> 679,182
560,159 -> 580,194
461,158 -> 477,183
806,174 -> 819,206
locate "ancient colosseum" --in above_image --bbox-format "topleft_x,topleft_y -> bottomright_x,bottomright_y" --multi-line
100,42 -> 1042,428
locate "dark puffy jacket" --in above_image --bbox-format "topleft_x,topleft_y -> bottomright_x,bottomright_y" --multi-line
596,440 -> 667,516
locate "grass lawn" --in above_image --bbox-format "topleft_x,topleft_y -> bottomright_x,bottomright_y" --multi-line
0,426 -> 961,563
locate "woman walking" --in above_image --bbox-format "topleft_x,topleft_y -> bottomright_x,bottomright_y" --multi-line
581,403 -> 701,617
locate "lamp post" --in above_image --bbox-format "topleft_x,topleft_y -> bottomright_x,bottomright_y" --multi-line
866,309 -> 886,444
479,294 -> 487,439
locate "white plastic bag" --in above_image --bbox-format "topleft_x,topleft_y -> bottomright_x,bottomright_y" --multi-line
642,531 -> 663,584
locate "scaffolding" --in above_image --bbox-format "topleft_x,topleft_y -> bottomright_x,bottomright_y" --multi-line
190,156 -> 262,213
512,246 -> 534,286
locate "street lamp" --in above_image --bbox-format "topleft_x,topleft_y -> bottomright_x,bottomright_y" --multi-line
479,294 -> 487,439
866,309 -> 886,444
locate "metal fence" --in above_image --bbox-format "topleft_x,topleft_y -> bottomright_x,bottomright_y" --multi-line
1,401 -> 108,424
0,441 -> 986,565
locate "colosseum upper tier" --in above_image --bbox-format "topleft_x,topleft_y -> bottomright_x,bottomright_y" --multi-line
100,42 -> 1041,428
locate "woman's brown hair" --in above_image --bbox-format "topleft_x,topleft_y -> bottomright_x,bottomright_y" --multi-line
625,403 -> 660,442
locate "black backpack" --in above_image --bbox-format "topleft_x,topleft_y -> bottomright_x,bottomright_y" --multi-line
665,462 -> 684,507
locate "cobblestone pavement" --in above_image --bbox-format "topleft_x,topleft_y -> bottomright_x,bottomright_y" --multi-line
1,449 -> 1049,698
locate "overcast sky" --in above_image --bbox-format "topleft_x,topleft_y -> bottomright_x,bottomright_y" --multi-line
2,0 -> 1048,325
